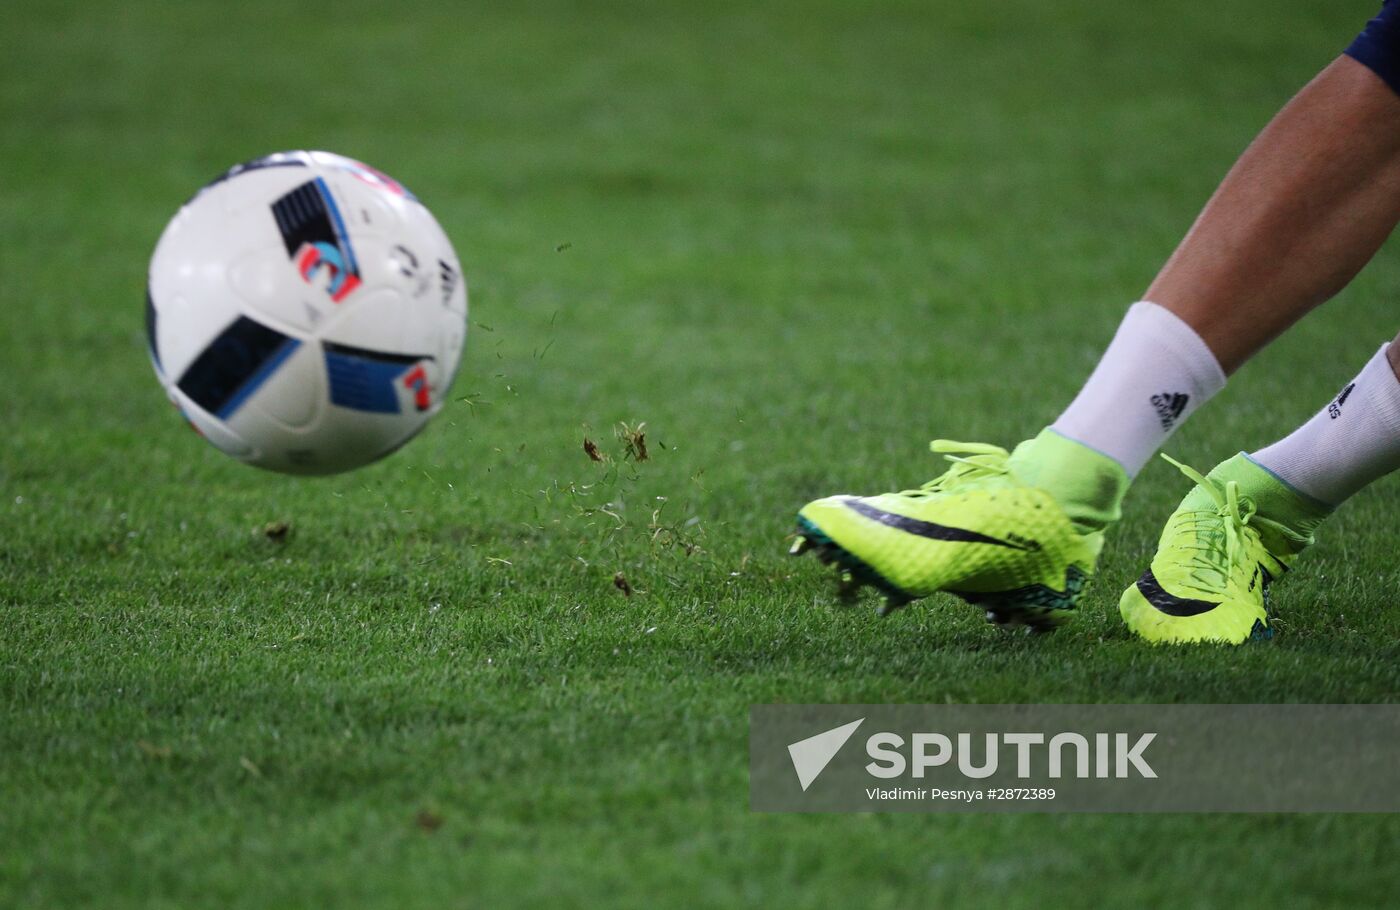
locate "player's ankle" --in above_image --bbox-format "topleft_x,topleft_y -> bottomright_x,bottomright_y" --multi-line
1008,428 -> 1130,536
1251,344 -> 1400,506
1049,302 -> 1226,476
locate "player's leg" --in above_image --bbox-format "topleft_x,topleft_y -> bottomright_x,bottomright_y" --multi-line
793,7 -> 1400,631
1046,49 -> 1400,511
1119,6 -> 1400,644
1033,26 -> 1400,522
1122,334 -> 1400,643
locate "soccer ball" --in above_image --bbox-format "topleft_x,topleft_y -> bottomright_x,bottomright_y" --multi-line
146,151 -> 467,475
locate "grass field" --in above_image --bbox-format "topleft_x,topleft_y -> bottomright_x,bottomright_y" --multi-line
5,0 -> 1400,906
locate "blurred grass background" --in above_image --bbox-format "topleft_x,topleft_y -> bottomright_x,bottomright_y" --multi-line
3,1 -> 1400,906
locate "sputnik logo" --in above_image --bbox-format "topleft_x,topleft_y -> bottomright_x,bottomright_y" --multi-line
787,718 -> 864,791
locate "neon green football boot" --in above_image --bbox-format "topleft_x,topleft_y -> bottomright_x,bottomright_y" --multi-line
1120,453 -> 1328,645
792,429 -> 1128,631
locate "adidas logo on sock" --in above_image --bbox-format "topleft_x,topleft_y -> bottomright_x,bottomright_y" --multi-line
1327,383 -> 1356,419
1150,392 -> 1189,430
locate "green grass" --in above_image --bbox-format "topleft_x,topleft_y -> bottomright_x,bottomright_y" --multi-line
4,0 -> 1400,905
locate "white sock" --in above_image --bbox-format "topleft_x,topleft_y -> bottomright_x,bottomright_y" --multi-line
1251,344 -> 1400,506
1051,301 -> 1226,477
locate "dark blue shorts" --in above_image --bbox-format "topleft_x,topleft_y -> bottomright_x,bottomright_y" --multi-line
1348,1 -> 1400,96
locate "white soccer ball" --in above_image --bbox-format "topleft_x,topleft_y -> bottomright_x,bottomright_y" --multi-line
146,151 -> 467,475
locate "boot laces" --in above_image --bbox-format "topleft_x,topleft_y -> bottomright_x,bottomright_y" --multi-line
899,441 -> 1010,498
1162,454 -> 1304,591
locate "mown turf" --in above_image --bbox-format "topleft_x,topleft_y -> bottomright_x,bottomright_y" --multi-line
4,0 -> 1400,906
